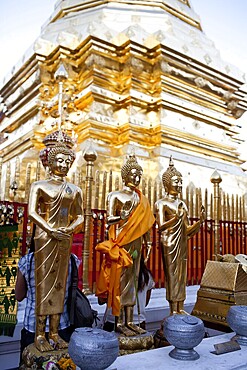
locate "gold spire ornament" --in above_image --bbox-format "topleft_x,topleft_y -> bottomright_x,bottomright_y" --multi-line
155,156 -> 206,315
28,130 -> 84,352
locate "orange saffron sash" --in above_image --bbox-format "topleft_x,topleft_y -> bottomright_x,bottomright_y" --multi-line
95,190 -> 155,316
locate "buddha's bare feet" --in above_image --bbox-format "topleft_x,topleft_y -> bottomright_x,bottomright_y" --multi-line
116,324 -> 136,337
35,335 -> 54,352
49,333 -> 68,350
126,322 -> 146,335
178,310 -> 190,315
169,311 -> 178,316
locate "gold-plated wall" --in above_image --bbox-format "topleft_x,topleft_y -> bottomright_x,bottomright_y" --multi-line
1,1 -> 247,199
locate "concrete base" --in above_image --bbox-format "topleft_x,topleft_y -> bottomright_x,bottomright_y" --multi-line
106,333 -> 247,370
0,286 -> 221,370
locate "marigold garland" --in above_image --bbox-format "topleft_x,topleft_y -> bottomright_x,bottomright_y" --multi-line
56,357 -> 76,370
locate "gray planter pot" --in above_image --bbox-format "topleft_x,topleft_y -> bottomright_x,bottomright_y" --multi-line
163,314 -> 205,360
68,327 -> 119,369
227,305 -> 247,346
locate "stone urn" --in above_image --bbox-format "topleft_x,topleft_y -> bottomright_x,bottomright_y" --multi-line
227,305 -> 247,345
68,327 -> 119,370
163,314 -> 205,360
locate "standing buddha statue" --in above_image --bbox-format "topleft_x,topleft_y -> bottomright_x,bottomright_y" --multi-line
96,154 -> 155,336
28,131 -> 84,352
155,156 -> 205,315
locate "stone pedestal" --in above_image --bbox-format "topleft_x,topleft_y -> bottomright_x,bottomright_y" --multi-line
163,315 -> 205,361
192,261 -> 247,327
68,328 -> 119,370
227,305 -> 247,345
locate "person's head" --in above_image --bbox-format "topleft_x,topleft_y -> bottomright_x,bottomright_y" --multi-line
121,154 -> 143,189
138,254 -> 152,292
162,156 -> 182,196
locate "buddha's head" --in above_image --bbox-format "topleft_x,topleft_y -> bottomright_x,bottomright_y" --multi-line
47,144 -> 76,177
39,130 -> 76,177
121,154 -> 143,189
162,156 -> 182,196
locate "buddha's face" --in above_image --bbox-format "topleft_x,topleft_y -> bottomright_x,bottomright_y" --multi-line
50,153 -> 73,177
167,175 -> 182,196
125,168 -> 142,189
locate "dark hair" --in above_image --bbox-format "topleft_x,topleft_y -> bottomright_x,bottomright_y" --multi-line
138,254 -> 152,292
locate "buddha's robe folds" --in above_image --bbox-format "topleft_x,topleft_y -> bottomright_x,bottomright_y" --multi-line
29,180 -> 83,316
156,196 -> 202,304
159,200 -> 189,303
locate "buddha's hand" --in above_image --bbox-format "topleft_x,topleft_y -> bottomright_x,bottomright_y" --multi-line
50,228 -> 71,240
200,205 -> 206,223
120,200 -> 133,220
176,202 -> 184,218
58,226 -> 73,235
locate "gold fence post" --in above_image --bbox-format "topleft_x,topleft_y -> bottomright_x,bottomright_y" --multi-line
210,169 -> 222,260
24,163 -> 31,202
0,157 -> 2,200
83,146 -> 97,294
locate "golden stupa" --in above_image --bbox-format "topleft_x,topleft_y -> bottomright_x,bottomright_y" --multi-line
0,0 -> 247,202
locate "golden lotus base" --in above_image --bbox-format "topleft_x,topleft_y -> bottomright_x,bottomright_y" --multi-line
118,332 -> 154,355
192,261 -> 247,327
20,343 -> 69,369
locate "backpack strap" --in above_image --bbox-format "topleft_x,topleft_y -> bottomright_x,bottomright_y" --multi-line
28,253 -> 34,286
70,254 -> 78,326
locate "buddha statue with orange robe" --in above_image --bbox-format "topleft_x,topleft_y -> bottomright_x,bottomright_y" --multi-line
96,154 -> 155,336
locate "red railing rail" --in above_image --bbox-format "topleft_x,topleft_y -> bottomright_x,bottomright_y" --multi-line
72,211 -> 247,292
11,202 -> 246,292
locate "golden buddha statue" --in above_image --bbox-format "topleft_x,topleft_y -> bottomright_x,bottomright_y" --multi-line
96,154 -> 155,336
155,157 -> 205,315
28,131 -> 84,352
